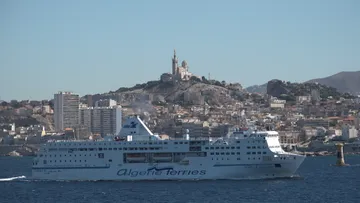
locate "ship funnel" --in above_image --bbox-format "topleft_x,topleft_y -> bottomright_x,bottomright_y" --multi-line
118,115 -> 153,137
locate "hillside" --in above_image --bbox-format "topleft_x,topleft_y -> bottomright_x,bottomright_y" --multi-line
266,79 -> 354,101
83,77 -> 247,107
245,84 -> 267,94
306,71 -> 360,95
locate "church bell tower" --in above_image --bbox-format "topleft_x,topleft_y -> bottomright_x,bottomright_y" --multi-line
172,49 -> 178,75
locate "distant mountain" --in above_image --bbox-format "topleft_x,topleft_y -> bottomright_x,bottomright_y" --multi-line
245,84 -> 267,94
306,71 -> 360,95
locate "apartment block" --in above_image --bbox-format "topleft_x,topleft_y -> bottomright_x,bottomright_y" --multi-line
54,92 -> 80,132
79,106 -> 122,136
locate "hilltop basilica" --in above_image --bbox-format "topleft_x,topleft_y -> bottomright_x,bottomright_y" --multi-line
161,50 -> 199,83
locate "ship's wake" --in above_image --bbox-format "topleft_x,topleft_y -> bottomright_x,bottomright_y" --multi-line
0,176 -> 27,182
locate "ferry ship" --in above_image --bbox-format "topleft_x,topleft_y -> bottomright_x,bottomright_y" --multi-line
31,116 -> 305,180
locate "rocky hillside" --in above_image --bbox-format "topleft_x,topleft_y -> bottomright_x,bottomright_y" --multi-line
83,77 -> 247,107
306,71 -> 360,95
245,84 -> 267,94
266,79 -> 354,101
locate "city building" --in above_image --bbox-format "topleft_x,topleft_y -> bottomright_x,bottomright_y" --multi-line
342,125 -> 358,140
95,99 -> 117,107
270,99 -> 286,108
79,106 -> 122,137
54,91 -> 80,132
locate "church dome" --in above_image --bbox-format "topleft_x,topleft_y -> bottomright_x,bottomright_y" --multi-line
181,60 -> 188,67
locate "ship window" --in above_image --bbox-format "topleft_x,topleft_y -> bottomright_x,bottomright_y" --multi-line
236,147 -> 240,149
236,152 -> 240,155
263,152 -> 267,154
252,146 -> 256,149
247,152 -> 251,155
231,152 -> 235,155
175,142 -> 178,144
123,148 -> 127,150
221,147 -> 224,149
231,147 -> 235,149
236,141 -> 240,143
226,147 -> 229,149
247,146 -> 251,149
109,148 -> 112,151
252,152 -> 256,154
98,153 -> 104,158
221,152 -> 224,155
205,147 -> 209,150
257,152 -> 261,154
215,147 -> 219,149
210,153 -> 214,155
215,152 -> 219,155
179,142 -> 183,144
164,142 -> 168,144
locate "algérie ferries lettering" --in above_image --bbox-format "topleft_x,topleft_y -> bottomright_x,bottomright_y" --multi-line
117,168 -> 206,177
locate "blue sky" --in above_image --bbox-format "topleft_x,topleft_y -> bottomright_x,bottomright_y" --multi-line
0,0 -> 359,101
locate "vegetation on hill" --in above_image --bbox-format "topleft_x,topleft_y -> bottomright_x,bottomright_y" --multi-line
267,79 -> 355,101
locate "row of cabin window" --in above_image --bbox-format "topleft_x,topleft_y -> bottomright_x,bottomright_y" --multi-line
46,159 -> 88,163
205,146 -> 241,150
38,154 -> 98,157
210,152 -> 241,155
212,158 -> 241,161
246,146 -> 267,149
247,152 -> 267,155
32,159 -> 89,165
247,140 -> 267,143
48,141 -> 170,147
47,147 -> 164,152
210,152 -> 267,155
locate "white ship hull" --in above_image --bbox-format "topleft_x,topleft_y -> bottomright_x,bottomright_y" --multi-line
32,154 -> 305,181
31,116 -> 306,181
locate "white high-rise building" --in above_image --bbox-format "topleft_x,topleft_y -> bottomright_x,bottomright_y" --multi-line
95,99 -> 117,107
54,92 -> 80,132
79,106 -> 122,136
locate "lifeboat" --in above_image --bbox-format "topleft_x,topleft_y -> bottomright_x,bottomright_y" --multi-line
126,153 -> 146,162
114,136 -> 126,141
152,153 -> 172,162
